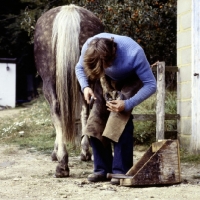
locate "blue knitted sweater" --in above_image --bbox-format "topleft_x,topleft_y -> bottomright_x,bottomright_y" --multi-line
75,33 -> 157,111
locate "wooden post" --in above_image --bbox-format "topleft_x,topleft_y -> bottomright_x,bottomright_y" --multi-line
156,62 -> 165,140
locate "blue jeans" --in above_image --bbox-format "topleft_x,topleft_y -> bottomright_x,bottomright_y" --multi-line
90,116 -> 134,175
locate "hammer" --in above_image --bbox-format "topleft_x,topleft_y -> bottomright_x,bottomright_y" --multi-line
107,173 -> 133,179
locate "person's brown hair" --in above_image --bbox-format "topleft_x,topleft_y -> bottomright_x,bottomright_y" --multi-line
83,37 -> 117,80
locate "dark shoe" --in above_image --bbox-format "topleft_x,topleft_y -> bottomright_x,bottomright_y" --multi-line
110,178 -> 120,185
88,173 -> 108,182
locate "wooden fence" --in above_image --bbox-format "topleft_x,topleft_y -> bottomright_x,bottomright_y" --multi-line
132,61 -> 179,141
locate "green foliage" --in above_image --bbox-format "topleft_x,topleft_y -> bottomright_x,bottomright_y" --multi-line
133,94 -> 156,144
180,148 -> 200,164
134,121 -> 156,145
0,0 -> 60,57
133,90 -> 177,144
165,90 -> 177,114
0,0 -> 177,66
164,91 -> 177,133
82,0 -> 177,65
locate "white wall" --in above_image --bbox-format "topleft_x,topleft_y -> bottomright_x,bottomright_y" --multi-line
177,0 -> 200,152
0,62 -> 16,108
177,0 -> 192,148
191,0 -> 200,153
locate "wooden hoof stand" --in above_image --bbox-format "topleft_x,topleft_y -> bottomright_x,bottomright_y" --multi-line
121,140 -> 181,186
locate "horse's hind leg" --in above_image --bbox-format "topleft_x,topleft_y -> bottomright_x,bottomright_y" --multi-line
43,84 -> 69,177
52,113 -> 69,177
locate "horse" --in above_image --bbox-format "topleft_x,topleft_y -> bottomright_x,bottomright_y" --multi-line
34,4 -> 104,177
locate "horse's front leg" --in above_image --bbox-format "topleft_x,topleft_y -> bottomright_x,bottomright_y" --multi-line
81,135 -> 91,161
80,102 -> 91,161
100,75 -> 123,101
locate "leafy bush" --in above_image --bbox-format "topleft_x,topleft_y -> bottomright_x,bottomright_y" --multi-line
0,0 -> 176,66
83,0 -> 177,65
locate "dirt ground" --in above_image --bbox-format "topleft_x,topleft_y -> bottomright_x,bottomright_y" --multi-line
0,108 -> 200,200
0,145 -> 200,200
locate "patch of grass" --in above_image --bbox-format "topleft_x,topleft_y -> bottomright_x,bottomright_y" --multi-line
0,90 -> 178,155
133,90 -> 177,144
133,93 -> 156,144
165,91 -> 177,132
180,149 -> 200,164
0,95 -> 80,156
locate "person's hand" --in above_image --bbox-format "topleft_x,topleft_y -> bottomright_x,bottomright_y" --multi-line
106,100 -> 125,112
83,87 -> 96,104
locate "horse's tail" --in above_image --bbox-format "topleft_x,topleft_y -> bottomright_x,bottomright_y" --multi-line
52,4 -> 80,142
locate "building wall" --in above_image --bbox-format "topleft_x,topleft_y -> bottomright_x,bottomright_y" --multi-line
177,0 -> 192,148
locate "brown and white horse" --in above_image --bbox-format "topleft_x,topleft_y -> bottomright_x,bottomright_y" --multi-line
34,4 -> 104,177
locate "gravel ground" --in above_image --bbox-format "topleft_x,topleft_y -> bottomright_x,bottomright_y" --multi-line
0,144 -> 200,200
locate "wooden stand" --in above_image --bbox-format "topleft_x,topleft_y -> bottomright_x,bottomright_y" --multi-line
120,140 -> 181,186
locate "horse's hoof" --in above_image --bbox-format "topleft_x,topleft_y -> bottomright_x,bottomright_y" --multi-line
55,163 -> 70,178
51,151 -> 58,161
80,152 -> 92,161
